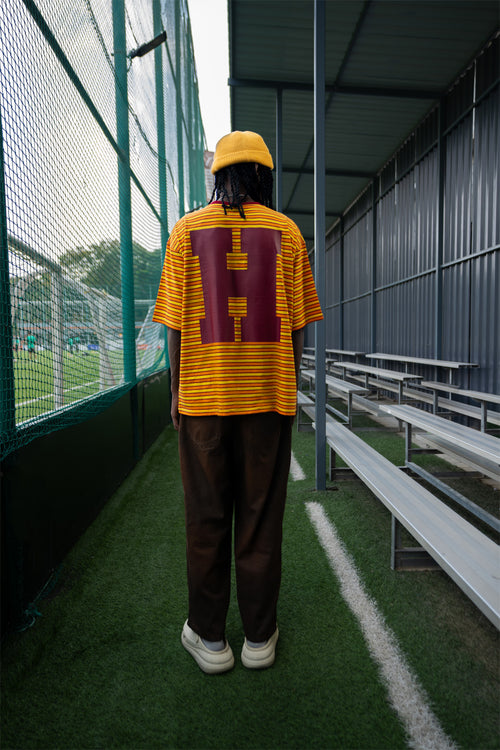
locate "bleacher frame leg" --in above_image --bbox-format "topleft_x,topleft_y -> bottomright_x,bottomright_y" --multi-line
329,446 -> 336,480
391,515 -> 440,571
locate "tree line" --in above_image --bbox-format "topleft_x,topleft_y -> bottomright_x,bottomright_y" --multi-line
59,239 -> 163,300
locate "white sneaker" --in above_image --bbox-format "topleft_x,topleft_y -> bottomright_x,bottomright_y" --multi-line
241,627 -> 279,669
181,621 -> 234,674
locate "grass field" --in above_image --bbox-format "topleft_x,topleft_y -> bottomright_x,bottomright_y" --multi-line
1,417 -> 498,749
13,349 -> 124,422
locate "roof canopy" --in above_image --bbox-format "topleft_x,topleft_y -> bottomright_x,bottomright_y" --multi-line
228,0 -> 499,247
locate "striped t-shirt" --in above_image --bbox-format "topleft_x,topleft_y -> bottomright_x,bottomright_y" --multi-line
153,200 -> 323,416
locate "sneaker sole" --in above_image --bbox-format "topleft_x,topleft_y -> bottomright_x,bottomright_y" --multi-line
241,627 -> 279,669
181,624 -> 234,674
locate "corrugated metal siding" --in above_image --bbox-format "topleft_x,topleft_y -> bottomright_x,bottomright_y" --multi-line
470,251 -> 500,395
325,238 -> 339,306
343,214 -> 371,300
415,150 -> 439,274
325,306 -> 340,350
444,116 -> 473,264
376,276 -> 435,358
377,188 -> 398,287
344,297 -> 372,352
441,263 -> 471,365
323,35 -> 499,394
472,89 -> 499,252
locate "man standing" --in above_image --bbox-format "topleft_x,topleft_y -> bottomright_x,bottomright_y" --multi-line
153,131 -> 322,674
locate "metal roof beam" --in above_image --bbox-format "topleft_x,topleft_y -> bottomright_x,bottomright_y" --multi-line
289,209 -> 340,217
283,166 -> 372,178
228,77 -> 440,100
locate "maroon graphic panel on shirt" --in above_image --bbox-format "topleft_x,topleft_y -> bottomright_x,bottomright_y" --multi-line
191,227 -> 281,344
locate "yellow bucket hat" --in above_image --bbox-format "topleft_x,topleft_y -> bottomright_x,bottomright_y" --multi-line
211,131 -> 274,174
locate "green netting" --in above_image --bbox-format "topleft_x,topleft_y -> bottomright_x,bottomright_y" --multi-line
0,0 -> 206,459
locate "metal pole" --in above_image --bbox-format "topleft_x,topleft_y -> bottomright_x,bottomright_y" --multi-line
0,109 -> 16,453
154,0 -> 168,255
113,0 -> 136,384
435,97 -> 445,358
276,87 -> 283,212
175,0 -> 185,217
113,0 -> 138,457
339,216 -> 344,348
186,28 -> 194,211
371,177 -> 378,351
314,0 -> 326,489
153,0 -> 169,369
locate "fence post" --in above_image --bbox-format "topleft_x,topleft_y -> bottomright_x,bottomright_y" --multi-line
153,0 -> 169,369
112,0 -> 138,457
175,0 -> 185,217
0,110 -> 15,451
435,97 -> 445,359
186,22 -> 194,211
371,177 -> 378,352
112,0 -> 136,382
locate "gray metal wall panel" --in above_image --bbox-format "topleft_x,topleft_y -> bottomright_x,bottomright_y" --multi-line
344,214 -> 371,299
441,263 -> 471,370
444,115 -> 473,263
343,297 -> 371,352
377,188 -> 398,287
472,89 -> 499,252
326,238 -> 340,306
322,38 -> 498,394
470,251 -> 500,394
395,173 -> 416,280
325,306 -> 340,350
415,151 -> 439,274
376,276 -> 435,358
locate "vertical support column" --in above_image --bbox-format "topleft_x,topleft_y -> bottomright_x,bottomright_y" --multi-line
371,178 -> 378,352
186,25 -> 194,211
0,114 -> 22,622
0,110 -> 15,451
275,87 -> 283,212
314,0 -> 326,490
175,0 -> 185,217
435,98 -> 445,359
339,216 -> 344,348
153,0 -> 169,368
113,0 -> 138,457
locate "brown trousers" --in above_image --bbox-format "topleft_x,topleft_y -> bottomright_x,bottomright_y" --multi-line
178,412 -> 293,643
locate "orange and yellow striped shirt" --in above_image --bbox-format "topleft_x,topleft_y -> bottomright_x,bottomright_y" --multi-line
153,201 -> 323,416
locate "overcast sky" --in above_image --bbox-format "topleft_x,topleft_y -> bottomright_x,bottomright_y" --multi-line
187,0 -> 231,152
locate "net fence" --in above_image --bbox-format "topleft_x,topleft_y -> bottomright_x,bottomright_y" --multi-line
0,0 -> 206,459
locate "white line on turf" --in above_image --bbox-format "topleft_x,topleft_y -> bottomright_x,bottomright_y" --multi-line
17,380 -> 100,407
289,451 -> 305,481
306,501 -> 457,750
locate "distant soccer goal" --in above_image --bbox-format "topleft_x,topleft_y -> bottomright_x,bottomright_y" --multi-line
9,236 -> 165,428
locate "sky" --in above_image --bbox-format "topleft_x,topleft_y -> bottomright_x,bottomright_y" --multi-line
187,0 -> 231,152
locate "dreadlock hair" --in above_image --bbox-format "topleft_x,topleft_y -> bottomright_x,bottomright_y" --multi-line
209,162 -> 274,218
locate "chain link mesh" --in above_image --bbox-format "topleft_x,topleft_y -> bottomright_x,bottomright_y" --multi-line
0,0 -> 206,459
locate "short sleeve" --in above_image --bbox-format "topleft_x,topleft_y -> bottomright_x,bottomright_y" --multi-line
152,218 -> 185,330
291,232 -> 323,330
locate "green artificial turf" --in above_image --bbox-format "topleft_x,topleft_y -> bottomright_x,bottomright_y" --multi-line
1,423 -> 499,750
